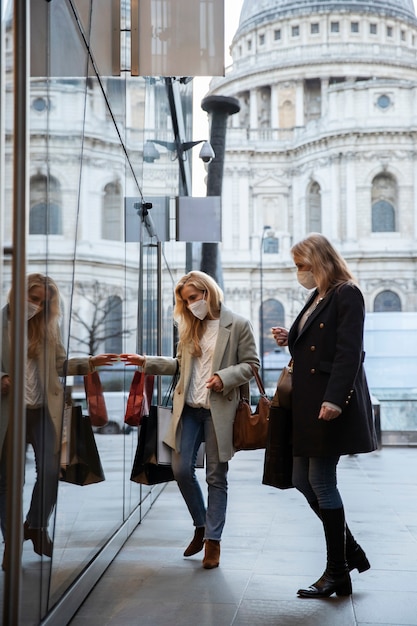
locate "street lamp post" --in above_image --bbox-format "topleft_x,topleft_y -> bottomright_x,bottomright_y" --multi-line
260,225 -> 271,377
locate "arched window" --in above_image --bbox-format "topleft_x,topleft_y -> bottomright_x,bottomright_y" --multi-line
307,181 -> 321,232
104,296 -> 123,352
29,174 -> 62,234
371,173 -> 397,232
260,299 -> 285,357
374,290 -> 401,312
280,99 -> 295,129
102,182 -> 122,240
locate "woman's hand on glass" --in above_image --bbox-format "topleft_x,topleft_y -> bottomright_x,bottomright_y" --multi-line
90,354 -> 119,368
119,353 -> 145,367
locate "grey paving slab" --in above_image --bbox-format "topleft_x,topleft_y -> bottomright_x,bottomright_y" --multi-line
70,448 -> 417,626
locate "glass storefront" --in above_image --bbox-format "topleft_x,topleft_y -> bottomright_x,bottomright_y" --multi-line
1,1 -> 191,623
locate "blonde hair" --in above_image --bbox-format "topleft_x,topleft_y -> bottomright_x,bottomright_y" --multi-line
291,233 -> 355,294
9,273 -> 61,358
174,271 -> 223,357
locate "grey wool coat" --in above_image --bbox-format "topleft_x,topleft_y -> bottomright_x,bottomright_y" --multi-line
288,283 -> 377,457
143,303 -> 260,463
1,305 -> 93,455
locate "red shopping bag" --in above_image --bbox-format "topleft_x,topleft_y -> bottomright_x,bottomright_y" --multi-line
124,371 -> 155,427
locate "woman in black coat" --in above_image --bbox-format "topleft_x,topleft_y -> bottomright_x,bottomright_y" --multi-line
272,233 -> 377,599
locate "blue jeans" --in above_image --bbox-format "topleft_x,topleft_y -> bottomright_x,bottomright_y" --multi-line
292,456 -> 343,509
171,405 -> 228,541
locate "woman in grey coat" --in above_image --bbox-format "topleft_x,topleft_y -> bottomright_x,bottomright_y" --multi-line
273,234 -> 377,599
0,273 -> 117,564
121,271 -> 259,569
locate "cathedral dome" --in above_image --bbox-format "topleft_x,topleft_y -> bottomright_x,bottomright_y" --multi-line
238,0 -> 417,33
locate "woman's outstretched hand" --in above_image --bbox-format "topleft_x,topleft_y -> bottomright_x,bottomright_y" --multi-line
91,354 -> 119,367
119,353 -> 145,367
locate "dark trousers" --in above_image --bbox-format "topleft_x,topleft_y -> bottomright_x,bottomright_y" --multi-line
0,406 -> 60,537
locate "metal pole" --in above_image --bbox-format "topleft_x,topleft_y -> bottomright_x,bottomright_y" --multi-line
200,95 -> 240,285
260,226 -> 271,378
4,0 -> 29,623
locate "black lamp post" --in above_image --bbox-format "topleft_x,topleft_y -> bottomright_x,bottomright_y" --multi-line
260,225 -> 271,376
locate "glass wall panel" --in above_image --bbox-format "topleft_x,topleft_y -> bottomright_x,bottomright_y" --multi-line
1,0 -> 190,622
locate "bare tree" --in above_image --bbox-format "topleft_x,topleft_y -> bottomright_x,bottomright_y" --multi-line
70,281 -> 131,355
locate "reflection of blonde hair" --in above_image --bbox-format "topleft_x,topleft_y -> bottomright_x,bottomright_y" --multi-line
8,273 -> 61,358
291,233 -> 355,294
174,271 -> 223,357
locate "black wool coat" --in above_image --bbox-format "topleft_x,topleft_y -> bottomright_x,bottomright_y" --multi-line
288,282 -> 377,457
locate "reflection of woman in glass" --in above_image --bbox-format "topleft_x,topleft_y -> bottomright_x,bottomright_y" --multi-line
121,271 -> 259,569
0,273 -> 117,565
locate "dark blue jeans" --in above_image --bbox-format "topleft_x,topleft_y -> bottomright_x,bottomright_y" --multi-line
0,407 -> 60,537
171,404 -> 228,541
292,455 -> 343,509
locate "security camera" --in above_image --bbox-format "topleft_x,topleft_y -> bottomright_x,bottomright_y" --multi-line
199,141 -> 215,163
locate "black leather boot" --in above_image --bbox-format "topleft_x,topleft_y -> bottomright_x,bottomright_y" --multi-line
309,500 -> 370,573
24,521 -> 53,557
297,507 -> 352,598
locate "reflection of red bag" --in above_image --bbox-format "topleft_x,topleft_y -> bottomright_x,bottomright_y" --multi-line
84,371 -> 108,427
124,371 -> 155,427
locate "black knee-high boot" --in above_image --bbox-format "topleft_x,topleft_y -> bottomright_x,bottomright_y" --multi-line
298,507 -> 352,598
309,500 -> 370,573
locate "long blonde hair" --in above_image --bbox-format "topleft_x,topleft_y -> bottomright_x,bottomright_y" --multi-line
174,271 -> 223,357
8,273 -> 61,359
291,233 -> 355,294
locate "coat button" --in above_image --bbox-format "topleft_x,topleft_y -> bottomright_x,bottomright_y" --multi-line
319,323 -> 324,328
310,345 -> 316,351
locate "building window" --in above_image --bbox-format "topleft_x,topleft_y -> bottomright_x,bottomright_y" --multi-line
259,34 -> 265,45
374,290 -> 401,312
330,21 -> 339,33
370,24 -> 377,35
351,22 -> 359,33
29,174 -> 62,235
371,173 -> 397,232
292,25 -> 299,37
387,25 -> 393,37
247,39 -> 252,50
401,30 -> 406,41
377,94 -> 391,109
274,29 -> 281,41
263,236 -> 279,254
307,181 -> 322,232
32,97 -> 49,112
260,299 -> 285,363
311,23 -> 319,34
102,181 -> 122,240
104,296 -> 123,353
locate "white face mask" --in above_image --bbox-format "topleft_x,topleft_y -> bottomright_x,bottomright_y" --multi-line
297,270 -> 317,290
188,298 -> 208,320
27,301 -> 41,320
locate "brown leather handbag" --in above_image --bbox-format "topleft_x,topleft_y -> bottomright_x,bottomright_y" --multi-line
273,359 -> 293,410
233,364 -> 271,451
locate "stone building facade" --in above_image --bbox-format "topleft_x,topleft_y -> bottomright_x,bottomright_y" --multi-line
208,0 -> 417,404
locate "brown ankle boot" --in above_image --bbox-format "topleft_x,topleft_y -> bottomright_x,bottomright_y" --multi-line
183,527 -> 205,557
202,539 -> 220,569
